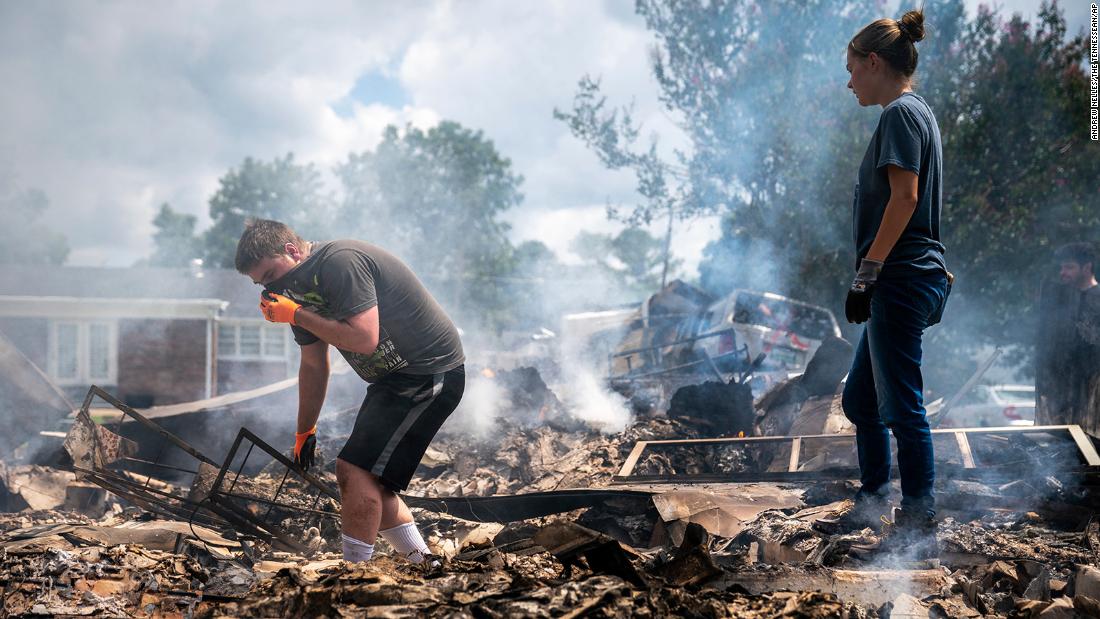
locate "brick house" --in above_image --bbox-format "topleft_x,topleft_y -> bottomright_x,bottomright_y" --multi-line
0,264 -> 299,406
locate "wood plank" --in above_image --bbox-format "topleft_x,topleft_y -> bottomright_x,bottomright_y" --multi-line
954,431 -> 977,468
788,437 -> 802,473
617,441 -> 650,477
1068,425 -> 1100,466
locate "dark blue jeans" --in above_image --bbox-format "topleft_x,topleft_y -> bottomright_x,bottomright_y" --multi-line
842,271 -> 950,511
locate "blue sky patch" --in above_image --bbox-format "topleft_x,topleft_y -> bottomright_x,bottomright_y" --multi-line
332,70 -> 407,116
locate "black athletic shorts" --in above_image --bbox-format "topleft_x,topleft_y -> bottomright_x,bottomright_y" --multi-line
338,365 -> 465,492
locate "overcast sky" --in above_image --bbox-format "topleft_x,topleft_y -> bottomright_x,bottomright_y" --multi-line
0,0 -> 1090,275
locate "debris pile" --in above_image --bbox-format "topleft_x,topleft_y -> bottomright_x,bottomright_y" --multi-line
4,369 -> 1100,617
667,379 -> 755,437
403,416 -> 705,497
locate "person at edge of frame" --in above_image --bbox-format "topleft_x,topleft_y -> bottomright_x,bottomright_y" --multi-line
1036,242 -> 1100,435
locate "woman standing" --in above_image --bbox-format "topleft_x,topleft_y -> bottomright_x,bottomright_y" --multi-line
832,8 -> 951,548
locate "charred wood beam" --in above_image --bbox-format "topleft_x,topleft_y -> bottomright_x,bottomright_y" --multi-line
401,489 -> 653,523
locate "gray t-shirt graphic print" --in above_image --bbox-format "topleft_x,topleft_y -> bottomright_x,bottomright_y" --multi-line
265,240 -> 464,382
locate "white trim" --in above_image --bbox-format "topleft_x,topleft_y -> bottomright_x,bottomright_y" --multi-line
204,318 -> 213,399
0,296 -> 227,320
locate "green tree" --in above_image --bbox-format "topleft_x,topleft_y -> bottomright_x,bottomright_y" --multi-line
0,187 -> 69,265
147,203 -> 202,267
571,227 -> 680,295
335,121 -> 524,331
512,240 -> 559,280
926,2 -> 1100,380
203,153 -> 331,268
554,77 -> 681,284
558,0 -> 880,310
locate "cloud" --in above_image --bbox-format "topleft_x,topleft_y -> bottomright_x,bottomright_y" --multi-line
1,0 -> 701,270
7,0 -> 1070,273
0,1 -> 434,265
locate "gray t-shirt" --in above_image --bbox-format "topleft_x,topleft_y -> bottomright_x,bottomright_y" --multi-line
265,240 -> 464,382
853,92 -> 946,278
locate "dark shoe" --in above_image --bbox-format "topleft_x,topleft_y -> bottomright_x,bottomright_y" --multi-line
875,506 -> 939,563
813,490 -> 889,534
887,505 -> 936,533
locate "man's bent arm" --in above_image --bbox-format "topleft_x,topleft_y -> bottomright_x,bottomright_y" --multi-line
298,340 -> 330,434
294,306 -> 380,356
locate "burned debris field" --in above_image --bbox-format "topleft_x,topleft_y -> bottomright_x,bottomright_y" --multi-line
4,314 -> 1100,618
2,0 -> 1099,617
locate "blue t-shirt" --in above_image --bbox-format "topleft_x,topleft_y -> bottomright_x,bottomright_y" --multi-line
853,92 -> 946,278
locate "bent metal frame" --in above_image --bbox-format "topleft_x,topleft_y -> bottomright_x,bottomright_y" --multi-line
613,425 -> 1100,484
67,386 -> 340,553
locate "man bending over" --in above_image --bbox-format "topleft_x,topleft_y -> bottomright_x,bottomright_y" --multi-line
235,219 -> 465,563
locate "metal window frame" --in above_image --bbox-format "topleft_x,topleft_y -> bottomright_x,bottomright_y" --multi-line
200,426 -> 340,553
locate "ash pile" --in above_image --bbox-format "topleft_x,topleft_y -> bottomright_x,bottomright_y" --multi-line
5,348 -> 1100,617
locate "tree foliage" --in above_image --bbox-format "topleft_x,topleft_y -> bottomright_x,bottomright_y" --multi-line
558,0 -> 878,308
0,187 -> 69,266
147,203 -> 202,267
147,121 -> 536,331
931,3 -> 1100,362
203,154 -> 330,268
335,121 -> 524,330
571,227 -> 680,295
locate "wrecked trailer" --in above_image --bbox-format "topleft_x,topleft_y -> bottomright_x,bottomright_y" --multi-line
596,281 -> 841,386
572,281 -> 845,425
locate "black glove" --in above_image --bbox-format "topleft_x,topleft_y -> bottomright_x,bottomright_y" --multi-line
294,426 -> 317,470
845,259 -> 884,324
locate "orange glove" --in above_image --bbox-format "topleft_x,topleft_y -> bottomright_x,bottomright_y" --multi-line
260,291 -> 301,325
294,426 -> 317,470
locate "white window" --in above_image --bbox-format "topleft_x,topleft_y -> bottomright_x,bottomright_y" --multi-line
217,321 -> 290,361
48,321 -> 118,385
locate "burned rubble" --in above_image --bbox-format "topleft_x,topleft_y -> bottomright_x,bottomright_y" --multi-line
4,349 -> 1100,618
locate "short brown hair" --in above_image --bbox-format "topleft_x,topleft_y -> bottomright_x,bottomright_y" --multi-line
850,8 -> 925,78
234,219 -> 304,273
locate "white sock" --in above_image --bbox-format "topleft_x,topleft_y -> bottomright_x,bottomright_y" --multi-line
341,533 -> 375,563
379,522 -> 430,563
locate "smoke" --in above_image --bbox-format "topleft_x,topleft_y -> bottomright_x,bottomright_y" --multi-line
443,357 -> 634,440
444,370 -> 508,439
555,365 -> 632,434
861,528 -> 939,608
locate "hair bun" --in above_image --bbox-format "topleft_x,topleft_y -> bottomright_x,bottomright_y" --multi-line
898,9 -> 925,42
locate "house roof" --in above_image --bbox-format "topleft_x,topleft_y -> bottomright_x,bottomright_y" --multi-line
0,265 -> 264,319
